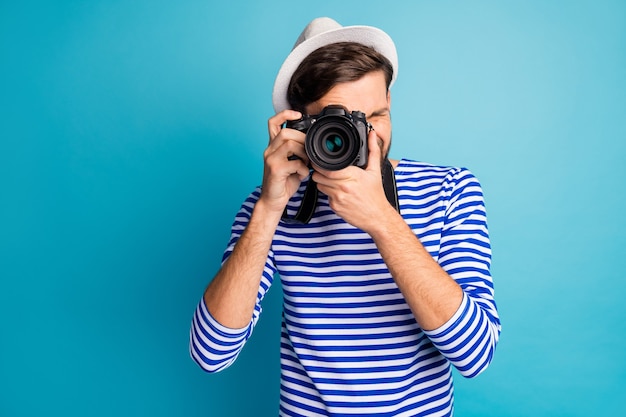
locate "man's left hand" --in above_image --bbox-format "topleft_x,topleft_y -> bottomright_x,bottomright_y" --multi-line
312,129 -> 397,233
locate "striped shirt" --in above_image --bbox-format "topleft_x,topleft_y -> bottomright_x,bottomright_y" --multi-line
190,159 -> 501,416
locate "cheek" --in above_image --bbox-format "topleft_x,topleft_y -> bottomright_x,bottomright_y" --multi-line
371,123 -> 392,151
370,130 -> 391,162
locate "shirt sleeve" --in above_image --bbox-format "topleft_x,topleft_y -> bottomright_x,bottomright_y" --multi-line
189,187 -> 278,373
423,168 -> 501,378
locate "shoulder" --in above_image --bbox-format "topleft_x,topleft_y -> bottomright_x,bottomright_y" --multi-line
393,159 -> 485,209
394,159 -> 475,185
233,186 -> 263,218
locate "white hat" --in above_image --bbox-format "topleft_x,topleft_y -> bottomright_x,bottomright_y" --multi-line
272,17 -> 398,113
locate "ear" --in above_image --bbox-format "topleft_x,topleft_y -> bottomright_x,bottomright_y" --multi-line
387,90 -> 391,109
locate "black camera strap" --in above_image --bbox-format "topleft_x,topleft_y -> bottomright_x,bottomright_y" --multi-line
283,172 -> 319,224
281,159 -> 399,224
382,158 -> 400,212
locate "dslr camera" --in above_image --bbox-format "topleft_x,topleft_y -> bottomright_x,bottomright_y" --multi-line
286,105 -> 370,171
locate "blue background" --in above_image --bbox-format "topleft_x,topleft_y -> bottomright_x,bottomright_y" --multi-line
1,1 -> 625,416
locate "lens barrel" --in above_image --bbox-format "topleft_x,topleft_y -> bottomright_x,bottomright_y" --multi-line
305,117 -> 361,170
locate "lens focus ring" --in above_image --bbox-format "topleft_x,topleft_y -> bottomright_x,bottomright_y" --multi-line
305,117 -> 360,170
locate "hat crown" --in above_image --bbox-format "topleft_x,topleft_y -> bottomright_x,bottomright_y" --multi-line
293,17 -> 342,49
272,17 -> 398,113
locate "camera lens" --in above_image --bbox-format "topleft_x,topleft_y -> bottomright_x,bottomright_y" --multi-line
324,135 -> 343,153
306,120 -> 359,170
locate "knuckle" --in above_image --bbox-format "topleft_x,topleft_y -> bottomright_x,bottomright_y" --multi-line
338,182 -> 352,194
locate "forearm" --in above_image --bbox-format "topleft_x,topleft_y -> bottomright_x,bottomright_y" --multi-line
369,203 -> 499,377
203,199 -> 282,328
368,206 -> 463,331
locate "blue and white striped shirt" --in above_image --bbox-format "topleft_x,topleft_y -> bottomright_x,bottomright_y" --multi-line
190,159 -> 501,416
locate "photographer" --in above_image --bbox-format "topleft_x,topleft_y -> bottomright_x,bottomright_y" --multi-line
190,17 -> 501,416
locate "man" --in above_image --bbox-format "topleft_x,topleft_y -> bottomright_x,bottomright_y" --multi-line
190,17 -> 501,416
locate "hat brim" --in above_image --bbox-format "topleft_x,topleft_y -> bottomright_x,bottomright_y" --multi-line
272,25 -> 398,114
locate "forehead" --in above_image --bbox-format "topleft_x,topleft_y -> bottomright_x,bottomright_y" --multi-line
305,71 -> 389,115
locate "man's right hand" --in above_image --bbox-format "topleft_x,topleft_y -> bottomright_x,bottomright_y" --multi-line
201,111 -> 310,329
261,110 -> 310,213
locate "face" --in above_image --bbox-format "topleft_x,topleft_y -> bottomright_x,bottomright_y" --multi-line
304,71 -> 392,162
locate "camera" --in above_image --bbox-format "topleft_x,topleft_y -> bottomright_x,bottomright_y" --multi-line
286,105 -> 369,171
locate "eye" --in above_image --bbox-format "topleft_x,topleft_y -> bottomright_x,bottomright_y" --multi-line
368,111 -> 390,120
368,114 -> 389,124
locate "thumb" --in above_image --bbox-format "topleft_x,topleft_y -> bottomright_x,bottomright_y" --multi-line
366,129 -> 382,173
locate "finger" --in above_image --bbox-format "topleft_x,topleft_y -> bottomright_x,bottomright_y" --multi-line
294,160 -> 312,180
366,129 -> 382,173
266,127 -> 305,154
268,110 -> 303,142
266,138 -> 309,166
312,162 -> 345,179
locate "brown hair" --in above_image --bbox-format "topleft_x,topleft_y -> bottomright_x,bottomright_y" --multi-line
287,42 -> 394,113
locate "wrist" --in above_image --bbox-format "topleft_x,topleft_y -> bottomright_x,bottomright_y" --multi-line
251,197 -> 284,230
366,204 -> 408,241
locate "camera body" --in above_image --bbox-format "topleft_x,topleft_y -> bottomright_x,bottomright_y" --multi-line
286,105 -> 369,171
